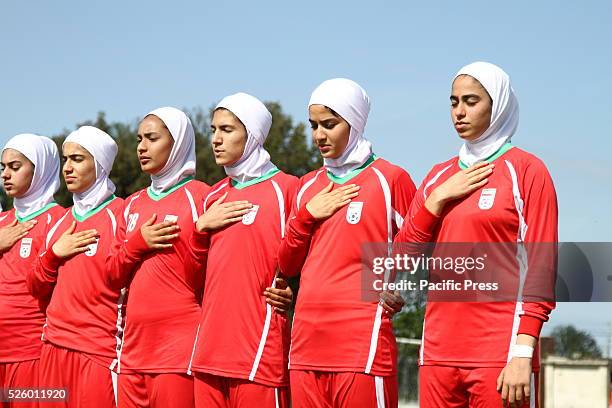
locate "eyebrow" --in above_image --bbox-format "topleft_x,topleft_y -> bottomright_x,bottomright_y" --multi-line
138,132 -> 161,138
450,94 -> 482,100
309,116 -> 337,123
1,160 -> 21,166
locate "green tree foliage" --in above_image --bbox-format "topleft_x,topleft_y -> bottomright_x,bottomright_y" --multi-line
550,325 -> 603,359
2,104 -> 321,209
394,295 -> 425,402
0,188 -> 7,211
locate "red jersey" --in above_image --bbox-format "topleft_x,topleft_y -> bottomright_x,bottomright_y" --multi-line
189,170 -> 298,387
29,196 -> 127,370
394,146 -> 557,369
278,157 -> 416,376
0,203 -> 65,363
118,178 -> 210,374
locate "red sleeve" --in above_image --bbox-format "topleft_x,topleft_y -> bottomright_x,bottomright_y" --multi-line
105,204 -> 151,288
391,168 -> 417,237
0,213 -> 13,256
184,183 -> 223,276
284,177 -> 300,225
394,167 -> 442,245
517,159 -> 558,339
28,214 -> 65,300
187,226 -> 210,274
277,179 -> 317,278
29,245 -> 62,300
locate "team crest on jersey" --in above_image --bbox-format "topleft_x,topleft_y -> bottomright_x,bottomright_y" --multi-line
164,214 -> 178,223
478,188 -> 497,210
242,205 -> 259,225
85,238 -> 99,257
20,238 -> 33,258
346,202 -> 364,225
127,213 -> 139,232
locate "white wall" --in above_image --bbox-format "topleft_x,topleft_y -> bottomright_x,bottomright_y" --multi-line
543,357 -> 610,408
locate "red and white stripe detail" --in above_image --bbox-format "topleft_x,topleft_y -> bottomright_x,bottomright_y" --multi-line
249,179 -> 285,381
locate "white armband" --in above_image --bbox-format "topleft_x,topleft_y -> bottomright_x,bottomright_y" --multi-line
511,344 -> 534,358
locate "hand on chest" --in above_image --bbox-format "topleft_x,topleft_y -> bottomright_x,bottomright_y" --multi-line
440,170 -> 517,224
125,194 -> 199,245
126,211 -> 188,234
208,185 -> 278,229
216,191 -> 264,228
304,178 -> 385,226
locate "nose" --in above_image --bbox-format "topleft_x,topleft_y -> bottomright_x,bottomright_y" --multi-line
312,127 -> 326,143
1,168 -> 9,179
137,139 -> 146,154
212,130 -> 222,145
453,103 -> 466,120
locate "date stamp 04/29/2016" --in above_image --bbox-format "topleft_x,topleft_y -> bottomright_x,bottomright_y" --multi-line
1,388 -> 68,402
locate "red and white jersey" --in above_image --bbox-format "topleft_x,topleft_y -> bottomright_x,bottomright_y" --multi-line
394,146 -> 557,369
278,157 -> 416,376
0,204 -> 66,363
118,178 -> 210,374
189,170 -> 298,387
30,197 -> 127,369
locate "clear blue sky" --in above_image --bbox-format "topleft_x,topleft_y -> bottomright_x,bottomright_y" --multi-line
2,1 -> 611,351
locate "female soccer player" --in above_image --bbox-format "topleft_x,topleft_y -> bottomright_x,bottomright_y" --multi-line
0,134 -> 64,406
395,62 -> 557,407
278,78 -> 417,407
189,92 -> 298,407
29,125 -> 126,407
115,107 -> 211,408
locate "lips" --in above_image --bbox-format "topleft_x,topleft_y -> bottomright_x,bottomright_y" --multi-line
455,122 -> 469,131
318,145 -> 331,153
139,157 -> 151,164
3,183 -> 12,190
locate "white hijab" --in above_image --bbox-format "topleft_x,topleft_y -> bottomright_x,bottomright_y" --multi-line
3,134 -> 60,218
64,126 -> 118,216
455,61 -> 519,167
216,92 -> 276,183
147,107 -> 196,194
309,78 -> 373,178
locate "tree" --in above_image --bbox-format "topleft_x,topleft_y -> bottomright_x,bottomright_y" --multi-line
394,293 -> 425,402
550,325 -> 603,359
0,189 -> 7,211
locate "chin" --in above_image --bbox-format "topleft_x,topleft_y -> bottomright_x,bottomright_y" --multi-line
320,151 -> 335,159
457,133 -> 475,141
141,164 -> 159,175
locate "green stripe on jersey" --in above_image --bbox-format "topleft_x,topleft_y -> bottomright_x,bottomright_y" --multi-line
458,142 -> 514,170
71,195 -> 117,222
147,176 -> 194,201
16,202 -> 59,223
326,154 -> 378,184
231,168 -> 280,189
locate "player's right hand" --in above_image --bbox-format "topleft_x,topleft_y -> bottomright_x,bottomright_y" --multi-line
306,182 -> 360,221
52,221 -> 99,258
380,290 -> 405,317
141,214 -> 180,249
195,192 -> 253,232
0,219 -> 37,252
426,162 -> 494,215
